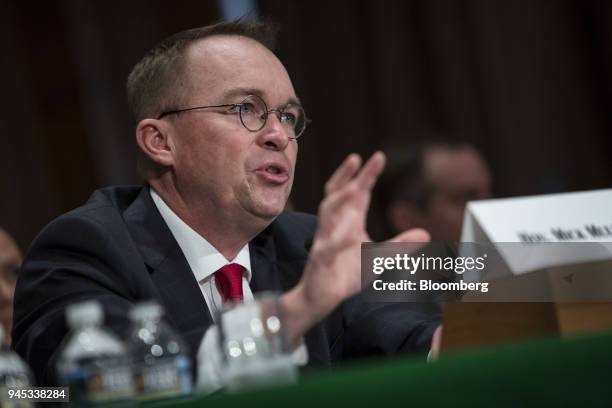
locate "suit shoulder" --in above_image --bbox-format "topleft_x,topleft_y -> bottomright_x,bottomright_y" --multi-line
264,212 -> 317,259
26,185 -> 144,255
275,211 -> 317,236
79,185 -> 144,219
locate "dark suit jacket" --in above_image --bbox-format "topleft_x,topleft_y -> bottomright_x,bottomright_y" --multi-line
12,186 -> 439,386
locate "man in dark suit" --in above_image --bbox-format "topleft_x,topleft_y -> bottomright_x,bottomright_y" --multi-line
12,20 -> 439,387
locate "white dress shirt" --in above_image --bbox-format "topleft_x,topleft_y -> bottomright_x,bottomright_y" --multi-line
150,188 -> 307,393
150,189 -> 254,318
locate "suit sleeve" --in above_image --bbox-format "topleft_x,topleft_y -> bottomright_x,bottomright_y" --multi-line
337,297 -> 441,359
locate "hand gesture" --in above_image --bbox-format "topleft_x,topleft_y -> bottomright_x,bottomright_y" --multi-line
281,152 -> 429,340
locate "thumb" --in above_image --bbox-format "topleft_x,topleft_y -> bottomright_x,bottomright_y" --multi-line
429,325 -> 443,361
387,228 -> 430,244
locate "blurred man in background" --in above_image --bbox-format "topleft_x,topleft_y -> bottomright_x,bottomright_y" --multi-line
0,228 -> 21,347
381,138 -> 493,242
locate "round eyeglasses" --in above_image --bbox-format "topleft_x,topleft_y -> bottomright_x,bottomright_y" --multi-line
157,94 -> 310,139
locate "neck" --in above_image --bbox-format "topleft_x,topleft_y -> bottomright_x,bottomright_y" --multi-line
150,179 -> 267,260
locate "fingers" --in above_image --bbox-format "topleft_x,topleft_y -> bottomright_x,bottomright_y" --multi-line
324,154 -> 361,195
317,151 -> 386,238
384,228 -> 430,264
317,188 -> 361,238
354,151 -> 385,191
324,151 -> 386,196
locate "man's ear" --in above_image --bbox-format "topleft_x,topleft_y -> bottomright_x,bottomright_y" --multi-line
388,200 -> 425,233
135,119 -> 175,167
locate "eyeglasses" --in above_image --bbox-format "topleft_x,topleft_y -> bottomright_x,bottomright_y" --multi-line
157,94 -> 310,139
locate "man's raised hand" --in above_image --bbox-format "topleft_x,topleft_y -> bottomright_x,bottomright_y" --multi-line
280,152 -> 429,344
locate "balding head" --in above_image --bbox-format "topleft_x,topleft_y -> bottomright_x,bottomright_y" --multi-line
127,20 -> 279,123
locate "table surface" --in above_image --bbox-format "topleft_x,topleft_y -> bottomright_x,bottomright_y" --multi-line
156,329 -> 612,407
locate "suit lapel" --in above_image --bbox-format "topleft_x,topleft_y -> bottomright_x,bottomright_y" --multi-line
123,189 -> 329,366
123,187 -> 212,353
249,226 -> 283,293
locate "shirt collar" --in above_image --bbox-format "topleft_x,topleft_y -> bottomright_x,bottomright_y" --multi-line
149,188 -> 252,283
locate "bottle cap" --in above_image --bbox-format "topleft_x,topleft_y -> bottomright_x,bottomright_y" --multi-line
129,301 -> 163,322
66,300 -> 103,329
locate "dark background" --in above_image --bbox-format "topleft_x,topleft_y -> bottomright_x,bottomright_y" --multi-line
1,0 -> 611,249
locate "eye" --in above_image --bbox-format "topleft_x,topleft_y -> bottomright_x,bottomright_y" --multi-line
280,111 -> 297,125
237,102 -> 256,115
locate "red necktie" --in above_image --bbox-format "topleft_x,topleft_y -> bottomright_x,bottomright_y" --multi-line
215,263 -> 245,303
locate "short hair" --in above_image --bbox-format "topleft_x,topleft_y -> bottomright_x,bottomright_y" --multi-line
126,19 -> 279,123
379,137 -> 473,211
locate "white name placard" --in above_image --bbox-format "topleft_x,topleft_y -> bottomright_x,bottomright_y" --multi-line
461,188 -> 612,275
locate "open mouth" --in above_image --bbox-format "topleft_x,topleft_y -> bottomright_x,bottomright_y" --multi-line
265,165 -> 284,175
255,161 -> 290,184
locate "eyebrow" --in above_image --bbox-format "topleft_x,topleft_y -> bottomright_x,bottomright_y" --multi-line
221,87 -> 302,107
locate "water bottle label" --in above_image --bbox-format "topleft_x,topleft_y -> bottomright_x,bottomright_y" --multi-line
134,356 -> 191,400
0,373 -> 30,388
0,386 -> 34,408
86,365 -> 134,403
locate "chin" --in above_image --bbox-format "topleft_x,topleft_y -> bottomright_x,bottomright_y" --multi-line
255,205 -> 285,220
250,197 -> 287,220
238,183 -> 290,222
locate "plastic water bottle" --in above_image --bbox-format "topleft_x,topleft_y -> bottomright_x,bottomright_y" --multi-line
0,325 -> 34,407
128,302 -> 192,401
56,300 -> 134,406
218,296 -> 298,392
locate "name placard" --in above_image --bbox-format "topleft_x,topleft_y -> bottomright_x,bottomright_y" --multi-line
461,189 -> 612,275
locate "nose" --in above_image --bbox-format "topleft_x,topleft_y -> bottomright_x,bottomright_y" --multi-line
256,112 -> 291,152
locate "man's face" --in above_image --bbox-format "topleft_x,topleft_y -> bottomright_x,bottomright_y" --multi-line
422,146 -> 492,241
0,229 -> 21,346
165,36 -> 299,227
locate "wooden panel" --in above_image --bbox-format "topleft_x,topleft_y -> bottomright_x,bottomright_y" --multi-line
441,303 -> 559,353
556,303 -> 612,336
